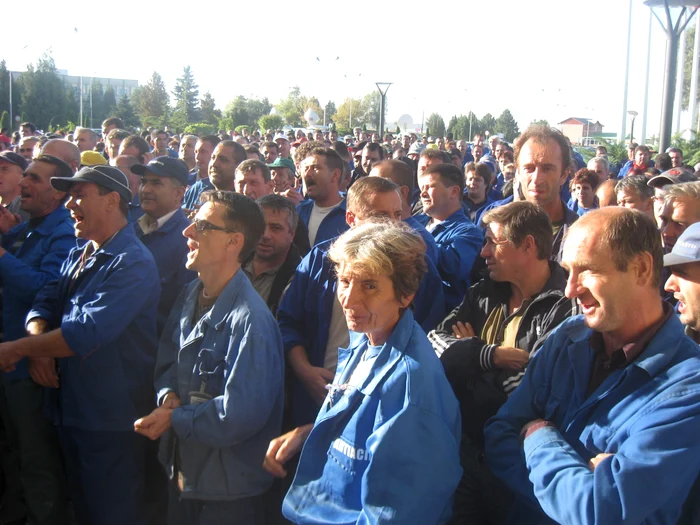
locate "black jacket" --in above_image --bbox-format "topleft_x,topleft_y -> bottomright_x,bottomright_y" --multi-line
428,261 -> 578,446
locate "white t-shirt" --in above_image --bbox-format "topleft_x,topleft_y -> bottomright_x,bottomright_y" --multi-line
308,201 -> 342,246
323,294 -> 350,372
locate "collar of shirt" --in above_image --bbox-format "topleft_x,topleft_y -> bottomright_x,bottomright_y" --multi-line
590,301 -> 674,369
137,208 -> 179,236
243,258 -> 283,278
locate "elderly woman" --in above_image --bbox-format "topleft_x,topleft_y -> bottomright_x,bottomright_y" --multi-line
264,221 -> 462,524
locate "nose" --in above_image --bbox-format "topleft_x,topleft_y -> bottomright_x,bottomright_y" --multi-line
665,273 -> 679,293
480,242 -> 491,259
18,177 -> 28,189
339,281 -> 360,309
183,222 -> 196,239
565,270 -> 582,299
65,195 -> 76,210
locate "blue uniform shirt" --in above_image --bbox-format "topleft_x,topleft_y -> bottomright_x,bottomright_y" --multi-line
136,209 -> 196,337
414,209 -> 484,311
0,206 -> 75,380
283,309 -> 462,524
182,178 -> 214,210
27,224 -> 160,431
296,198 -> 349,247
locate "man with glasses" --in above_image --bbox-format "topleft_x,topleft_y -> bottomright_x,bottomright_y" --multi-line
0,164 -> 162,525
136,191 -> 283,525
18,136 -> 39,161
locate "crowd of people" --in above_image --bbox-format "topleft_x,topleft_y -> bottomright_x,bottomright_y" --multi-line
0,116 -> 698,525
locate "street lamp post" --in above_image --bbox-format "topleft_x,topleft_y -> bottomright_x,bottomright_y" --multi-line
375,82 -> 392,139
628,110 -> 639,144
644,0 -> 698,151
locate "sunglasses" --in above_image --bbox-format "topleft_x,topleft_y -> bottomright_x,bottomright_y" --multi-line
192,219 -> 236,233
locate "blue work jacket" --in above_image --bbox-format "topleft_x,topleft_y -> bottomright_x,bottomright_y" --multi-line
404,215 -> 439,265
136,209 -> 196,337
414,209 -> 484,312
27,224 -> 160,431
182,178 -> 214,210
485,314 -> 700,525
154,271 -> 284,500
283,310 -> 462,525
0,206 -> 75,380
296,198 -> 349,247
278,236 -> 446,426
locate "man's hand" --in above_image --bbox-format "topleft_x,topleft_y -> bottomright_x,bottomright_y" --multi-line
134,407 -> 173,440
451,321 -> 476,339
0,206 -> 20,235
162,392 -> 181,409
263,424 -> 313,478
0,341 -> 23,372
493,346 -> 530,370
28,357 -> 58,388
588,453 -> 613,470
281,188 -> 303,206
300,365 -> 335,405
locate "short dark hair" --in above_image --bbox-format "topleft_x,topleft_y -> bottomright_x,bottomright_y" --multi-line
654,152 -> 672,172
199,135 -> 222,148
257,193 -> 298,231
20,122 -> 36,133
635,145 -> 650,155
106,129 -> 130,141
464,162 -> 493,187
615,174 -> 654,200
33,154 -> 73,180
121,135 -> 150,162
514,124 -> 571,176
364,142 -> 385,160
424,163 -> 465,193
218,140 -> 248,165
293,141 -> 325,166
482,201 -> 553,260
199,191 -> 265,263
308,147 -> 344,175
102,117 -> 124,130
151,129 -> 167,140
244,145 -> 263,161
420,149 -> 451,164
373,159 -> 415,195
331,140 -> 350,161
668,147 -> 683,157
237,159 -> 271,183
261,141 -> 279,153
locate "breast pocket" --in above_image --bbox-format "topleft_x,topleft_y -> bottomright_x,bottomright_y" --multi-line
188,348 -> 227,405
323,436 -> 369,505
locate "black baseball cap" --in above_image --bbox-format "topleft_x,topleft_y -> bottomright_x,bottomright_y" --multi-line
0,151 -> 28,171
131,156 -> 189,186
51,165 -> 132,202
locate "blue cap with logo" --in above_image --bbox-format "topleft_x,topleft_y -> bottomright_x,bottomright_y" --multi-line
131,156 -> 189,186
664,222 -> 700,266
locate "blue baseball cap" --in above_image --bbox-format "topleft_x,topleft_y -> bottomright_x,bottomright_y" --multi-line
664,222 -> 700,266
131,156 -> 189,186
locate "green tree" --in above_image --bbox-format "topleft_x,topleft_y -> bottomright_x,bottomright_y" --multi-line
199,92 -> 219,126
17,53 -> 69,130
332,98 -> 363,129
530,119 -> 549,127
494,109 -> 520,142
246,97 -> 272,127
112,93 -> 140,129
132,72 -> 170,127
0,60 -> 22,132
361,92 -> 381,130
88,80 -> 103,128
172,66 -> 200,127
480,113 -> 496,135
102,86 -> 117,120
277,87 -> 303,125
259,114 -> 283,132
324,100 -> 337,123
425,113 -> 446,137
224,96 -> 250,128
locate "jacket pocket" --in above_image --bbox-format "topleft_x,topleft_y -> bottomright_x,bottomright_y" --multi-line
188,348 -> 226,404
323,437 -> 367,504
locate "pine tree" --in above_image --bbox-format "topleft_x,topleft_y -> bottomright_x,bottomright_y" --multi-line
113,94 -> 139,129
172,66 -> 199,127
132,72 -> 169,127
17,53 -> 68,130
199,92 -> 219,126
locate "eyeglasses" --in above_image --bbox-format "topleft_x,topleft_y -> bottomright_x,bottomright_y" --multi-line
192,219 -> 236,233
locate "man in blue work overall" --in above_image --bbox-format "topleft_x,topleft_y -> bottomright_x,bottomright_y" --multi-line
0,165 -> 162,525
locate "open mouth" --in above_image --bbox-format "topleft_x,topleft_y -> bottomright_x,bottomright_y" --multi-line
71,213 -> 85,224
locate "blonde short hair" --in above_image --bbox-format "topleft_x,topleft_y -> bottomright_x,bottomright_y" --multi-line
327,221 -> 427,302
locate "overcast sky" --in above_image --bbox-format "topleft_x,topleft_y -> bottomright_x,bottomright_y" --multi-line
5,0 -> 694,139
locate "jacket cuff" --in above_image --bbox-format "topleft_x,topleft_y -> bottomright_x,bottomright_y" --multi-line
522,424 -> 562,460
480,344 -> 497,371
170,405 -> 193,440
